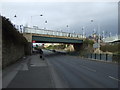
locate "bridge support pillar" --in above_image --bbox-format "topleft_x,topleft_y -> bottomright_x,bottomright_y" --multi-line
23,33 -> 32,55
24,42 -> 32,55
73,43 -> 83,51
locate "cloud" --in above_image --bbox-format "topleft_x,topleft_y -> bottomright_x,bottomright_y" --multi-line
1,0 -> 119,2
1,2 -> 118,36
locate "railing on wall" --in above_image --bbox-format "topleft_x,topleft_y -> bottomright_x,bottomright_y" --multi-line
86,53 -> 120,63
23,27 -> 85,39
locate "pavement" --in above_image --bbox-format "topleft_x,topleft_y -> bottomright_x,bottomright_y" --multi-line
2,54 -> 55,88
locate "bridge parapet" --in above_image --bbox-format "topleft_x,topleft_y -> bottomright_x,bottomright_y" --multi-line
23,27 -> 86,39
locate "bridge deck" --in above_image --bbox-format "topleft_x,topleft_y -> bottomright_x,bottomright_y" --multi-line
32,35 -> 83,44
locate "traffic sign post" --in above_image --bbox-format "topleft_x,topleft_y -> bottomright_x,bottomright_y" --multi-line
93,43 -> 100,49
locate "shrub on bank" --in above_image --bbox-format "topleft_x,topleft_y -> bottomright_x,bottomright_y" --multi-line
100,43 -> 120,54
45,44 -> 66,50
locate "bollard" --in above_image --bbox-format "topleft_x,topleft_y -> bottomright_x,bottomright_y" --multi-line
112,54 -> 114,62
95,53 -> 96,59
100,53 -> 101,60
106,54 -> 108,61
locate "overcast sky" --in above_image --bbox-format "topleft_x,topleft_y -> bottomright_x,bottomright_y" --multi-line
1,1 -> 118,36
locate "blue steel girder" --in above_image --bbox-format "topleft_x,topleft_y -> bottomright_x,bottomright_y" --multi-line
32,36 -> 83,44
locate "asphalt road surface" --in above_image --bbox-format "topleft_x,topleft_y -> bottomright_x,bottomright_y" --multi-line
2,50 -> 119,88
46,54 -> 119,88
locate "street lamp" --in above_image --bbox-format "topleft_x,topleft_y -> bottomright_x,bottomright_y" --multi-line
91,19 -> 101,53
40,14 -> 43,16
91,19 -> 101,40
44,20 -> 47,29
66,25 -> 69,37
66,25 -> 69,32
31,14 -> 43,27
14,15 -> 17,18
12,15 -> 19,30
82,27 -> 85,38
12,14 -> 17,25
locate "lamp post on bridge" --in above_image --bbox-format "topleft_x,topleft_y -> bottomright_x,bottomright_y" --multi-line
66,25 -> 70,37
66,25 -> 69,32
82,27 -> 85,38
44,20 -> 47,30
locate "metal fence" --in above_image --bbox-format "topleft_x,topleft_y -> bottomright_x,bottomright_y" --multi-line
86,53 -> 119,62
23,27 -> 85,39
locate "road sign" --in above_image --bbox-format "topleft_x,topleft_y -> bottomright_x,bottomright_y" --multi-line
93,43 -> 100,48
32,41 -> 36,43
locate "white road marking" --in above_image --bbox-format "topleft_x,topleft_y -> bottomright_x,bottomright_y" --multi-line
108,76 -> 120,82
0,70 -> 2,89
80,65 -> 96,72
30,64 -> 36,66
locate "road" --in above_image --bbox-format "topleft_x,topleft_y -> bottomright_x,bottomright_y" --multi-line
46,52 -> 119,88
2,50 -> 119,88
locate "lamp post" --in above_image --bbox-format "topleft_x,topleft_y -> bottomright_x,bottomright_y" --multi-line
91,19 -> 101,53
31,14 -> 43,28
66,25 -> 69,32
66,25 -> 69,37
13,15 -> 17,27
82,27 -> 85,38
13,15 -> 20,31
44,20 -> 47,30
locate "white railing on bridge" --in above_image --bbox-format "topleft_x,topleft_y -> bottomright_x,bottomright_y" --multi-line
23,27 -> 85,39
103,35 -> 120,43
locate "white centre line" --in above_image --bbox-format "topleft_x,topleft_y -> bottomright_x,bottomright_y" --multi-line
108,76 -> 120,82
